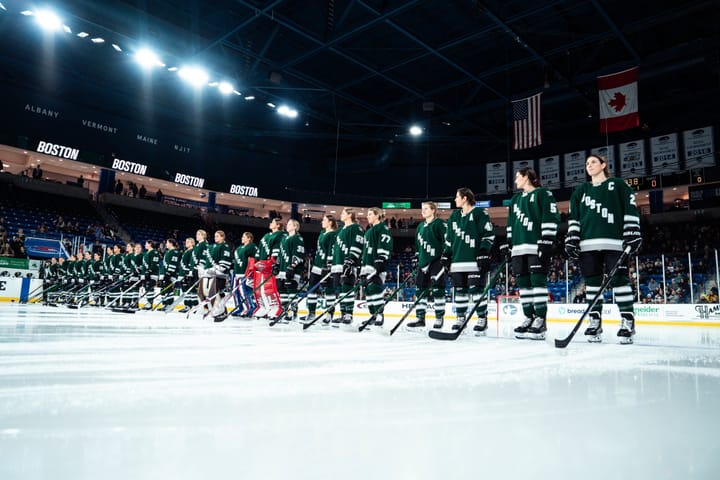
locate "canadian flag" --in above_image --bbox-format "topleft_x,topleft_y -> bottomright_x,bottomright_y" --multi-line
598,67 -> 639,133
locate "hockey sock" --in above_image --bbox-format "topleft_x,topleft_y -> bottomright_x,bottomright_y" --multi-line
340,283 -> 354,314
530,273 -> 548,320
365,281 -> 383,317
432,285 -> 446,320
416,288 -> 428,320
454,286 -> 468,319
469,284 -> 487,320
610,275 -> 634,314
585,275 -> 604,314
517,274 -> 534,319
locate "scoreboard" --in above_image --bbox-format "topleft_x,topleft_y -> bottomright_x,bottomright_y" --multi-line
625,175 -> 660,191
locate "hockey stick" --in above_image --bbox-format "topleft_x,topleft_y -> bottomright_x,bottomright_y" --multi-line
269,271 -> 333,326
357,268 -> 418,332
163,279 -> 200,314
388,289 -> 429,336
554,246 -> 631,349
71,277 -> 128,308
302,283 -> 362,330
428,259 -> 507,341
387,267 -> 447,335
104,279 -> 143,309
148,278 -> 184,311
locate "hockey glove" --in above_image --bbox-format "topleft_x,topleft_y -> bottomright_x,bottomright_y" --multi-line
411,252 -> 419,269
342,257 -> 355,276
285,268 -> 295,280
499,243 -> 511,261
271,262 -> 280,276
476,252 -> 491,273
374,258 -> 387,273
440,253 -> 451,271
623,225 -> 642,255
564,234 -> 580,260
537,238 -> 554,267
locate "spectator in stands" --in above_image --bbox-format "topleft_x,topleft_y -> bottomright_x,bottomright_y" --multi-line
115,180 -> 124,195
155,189 -> 163,202
54,215 -> 65,230
10,236 -> 25,258
16,228 -> 25,244
0,241 -> 12,257
573,287 -> 586,304
32,164 -> 43,180
77,175 -> 84,187
129,182 -> 139,198
139,185 -> 147,199
37,223 -> 48,234
0,217 -> 6,234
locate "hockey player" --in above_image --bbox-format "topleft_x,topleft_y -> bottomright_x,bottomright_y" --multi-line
408,201 -> 447,329
160,238 -> 181,311
565,154 -> 641,344
250,217 -> 286,318
277,219 -> 305,321
361,207 -> 393,326
303,215 -> 338,324
179,237 -> 197,313
503,168 -> 560,340
141,240 -> 161,309
232,232 -> 257,316
441,188 -> 495,334
330,208 -> 364,325
204,230 -> 233,319
193,230 -> 210,308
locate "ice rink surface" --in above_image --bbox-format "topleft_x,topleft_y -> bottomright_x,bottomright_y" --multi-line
1,304 -> 719,480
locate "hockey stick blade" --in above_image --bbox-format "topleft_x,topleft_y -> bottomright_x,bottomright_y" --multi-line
554,246 -> 631,349
428,260 -> 506,342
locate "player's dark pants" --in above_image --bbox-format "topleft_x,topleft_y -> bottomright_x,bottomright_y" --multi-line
579,250 -> 634,315
450,270 -> 486,320
416,259 -> 446,321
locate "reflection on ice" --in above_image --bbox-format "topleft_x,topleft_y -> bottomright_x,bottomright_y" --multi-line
0,304 -> 718,480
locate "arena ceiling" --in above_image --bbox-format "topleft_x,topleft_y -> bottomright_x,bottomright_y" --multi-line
0,0 -> 718,201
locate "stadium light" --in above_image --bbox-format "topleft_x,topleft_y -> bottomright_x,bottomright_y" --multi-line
277,105 -> 298,118
135,48 -> 164,69
111,43 -> 122,52
0,3 -> 7,11
219,82 -> 231,93
90,37 -> 104,44
244,96 -> 255,101
35,10 -> 62,32
76,31 -> 89,38
178,66 -> 209,87
62,25 -> 71,34
409,125 -> 423,137
266,102 -> 276,108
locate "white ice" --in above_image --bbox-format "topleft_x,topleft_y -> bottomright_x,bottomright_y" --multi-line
0,304 -> 719,480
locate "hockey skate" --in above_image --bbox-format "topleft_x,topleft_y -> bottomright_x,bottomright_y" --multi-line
373,313 -> 384,327
617,312 -> 636,344
300,312 -> 316,325
341,313 -> 353,325
526,315 -> 547,340
432,318 -> 444,330
584,311 -> 603,343
331,313 -> 344,326
514,317 -> 533,339
178,306 -> 191,313
451,318 -> 464,331
251,304 -> 268,319
406,316 -> 426,329
473,316 -> 488,336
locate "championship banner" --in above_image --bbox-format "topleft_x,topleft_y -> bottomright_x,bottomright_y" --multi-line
683,126 -> 715,169
486,162 -> 507,194
563,151 -> 586,187
512,159 -> 533,173
538,156 -> 560,188
650,133 -> 680,174
619,140 -> 646,177
590,145 -> 615,177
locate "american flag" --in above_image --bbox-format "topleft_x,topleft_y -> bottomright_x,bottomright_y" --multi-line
512,92 -> 542,150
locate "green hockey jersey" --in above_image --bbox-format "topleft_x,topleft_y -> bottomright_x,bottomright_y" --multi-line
192,241 -> 210,270
279,233 -> 305,274
444,207 -> 495,273
257,231 -> 286,261
143,249 -> 161,276
206,242 -> 232,278
506,187 -> 560,256
233,243 -> 257,275
362,222 -> 393,267
162,249 -> 181,277
311,229 -> 339,275
568,177 -> 640,252
415,218 -> 447,268
331,223 -> 364,270
180,249 -> 194,276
